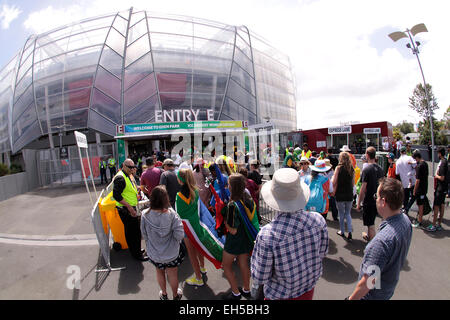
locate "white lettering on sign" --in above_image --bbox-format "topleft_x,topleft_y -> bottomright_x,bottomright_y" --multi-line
328,126 -> 352,134
155,109 -> 213,122
363,128 -> 381,134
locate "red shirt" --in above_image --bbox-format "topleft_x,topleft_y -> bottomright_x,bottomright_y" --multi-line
140,167 -> 162,196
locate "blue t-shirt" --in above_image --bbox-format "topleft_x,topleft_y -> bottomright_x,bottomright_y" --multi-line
359,213 -> 412,300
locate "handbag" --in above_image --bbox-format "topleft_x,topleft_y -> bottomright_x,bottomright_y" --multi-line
423,196 -> 432,216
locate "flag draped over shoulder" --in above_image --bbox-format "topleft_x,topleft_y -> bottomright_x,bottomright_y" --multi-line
176,190 -> 224,269
210,163 -> 230,230
234,200 -> 260,242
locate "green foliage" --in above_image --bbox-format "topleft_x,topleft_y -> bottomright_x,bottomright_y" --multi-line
0,163 -> 10,176
394,121 -> 415,135
393,127 -> 402,141
409,83 -> 439,120
9,163 -> 22,174
418,117 -> 446,145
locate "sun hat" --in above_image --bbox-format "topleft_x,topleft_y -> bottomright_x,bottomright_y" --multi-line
261,168 -> 310,212
324,158 -> 331,167
310,159 -> 332,172
340,145 -> 351,152
299,156 -> 309,164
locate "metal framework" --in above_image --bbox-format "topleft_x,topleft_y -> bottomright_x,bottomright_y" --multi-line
0,8 -> 296,155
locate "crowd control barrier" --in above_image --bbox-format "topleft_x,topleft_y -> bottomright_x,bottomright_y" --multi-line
90,188 -> 126,273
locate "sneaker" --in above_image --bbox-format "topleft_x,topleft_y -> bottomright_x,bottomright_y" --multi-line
200,267 -> 207,275
347,232 -> 353,241
436,225 -> 443,231
173,288 -> 183,300
336,230 -> 346,238
185,276 -> 204,287
239,287 -> 252,299
159,291 -> 169,300
412,221 -> 422,228
223,291 -> 242,300
426,225 -> 437,232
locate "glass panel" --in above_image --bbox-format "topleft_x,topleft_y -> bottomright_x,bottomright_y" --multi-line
235,33 -> 251,59
13,120 -> 41,150
65,27 -> 109,52
150,33 -> 193,52
124,94 -> 158,124
124,73 -> 157,113
233,48 -> 254,77
99,45 -> 123,78
14,71 -> 33,102
17,54 -> 33,82
152,50 -> 193,71
14,103 -> 37,138
157,72 -> 189,93
160,92 -> 188,108
125,34 -> 150,67
94,66 -> 121,102
148,17 -> 193,36
231,62 -> 255,96
64,108 -> 89,130
91,88 -> 121,123
13,85 -> 34,122
88,109 -> 116,137
124,52 -> 153,90
193,24 -> 234,43
193,54 -> 232,75
106,28 -> 125,56
113,15 -> 128,36
222,98 -> 256,125
129,11 -> 146,28
226,78 -> 256,113
192,73 -> 228,96
35,65 -> 95,99
193,37 -> 234,59
127,19 -> 147,45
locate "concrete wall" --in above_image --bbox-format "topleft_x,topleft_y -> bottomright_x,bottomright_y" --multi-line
0,149 -> 40,202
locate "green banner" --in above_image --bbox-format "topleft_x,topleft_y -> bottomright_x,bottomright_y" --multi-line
122,121 -> 246,134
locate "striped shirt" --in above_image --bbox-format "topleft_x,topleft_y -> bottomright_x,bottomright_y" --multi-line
251,210 -> 329,300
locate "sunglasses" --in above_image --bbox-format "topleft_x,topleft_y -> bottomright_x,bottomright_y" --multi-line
125,165 -> 137,169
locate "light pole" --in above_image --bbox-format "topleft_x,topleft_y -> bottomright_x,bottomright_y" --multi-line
388,23 -> 435,174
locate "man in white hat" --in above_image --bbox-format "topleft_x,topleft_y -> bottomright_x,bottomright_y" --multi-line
250,168 -> 329,300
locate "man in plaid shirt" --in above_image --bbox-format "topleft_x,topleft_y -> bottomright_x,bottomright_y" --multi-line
252,168 -> 329,300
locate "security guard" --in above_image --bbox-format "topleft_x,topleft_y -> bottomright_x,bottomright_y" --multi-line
112,159 -> 148,261
108,155 -> 116,181
99,157 -> 108,184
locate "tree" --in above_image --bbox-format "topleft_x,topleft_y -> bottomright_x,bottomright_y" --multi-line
409,83 -> 439,119
418,117 -> 447,145
394,121 -> 414,135
393,127 -> 402,141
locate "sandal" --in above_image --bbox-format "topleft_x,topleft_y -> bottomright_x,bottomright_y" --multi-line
362,235 -> 370,242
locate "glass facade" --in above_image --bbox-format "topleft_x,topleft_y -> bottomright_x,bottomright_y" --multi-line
0,8 -> 296,154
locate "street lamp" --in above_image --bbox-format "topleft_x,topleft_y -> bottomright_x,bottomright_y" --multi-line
388,23 -> 435,173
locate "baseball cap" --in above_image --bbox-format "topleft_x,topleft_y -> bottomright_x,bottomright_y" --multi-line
386,152 -> 395,160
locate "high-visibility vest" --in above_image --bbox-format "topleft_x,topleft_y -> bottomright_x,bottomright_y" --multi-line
99,160 -> 106,169
114,170 -> 138,207
301,150 -> 311,159
108,158 -> 116,168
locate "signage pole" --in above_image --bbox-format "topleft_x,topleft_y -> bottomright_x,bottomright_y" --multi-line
78,146 -> 94,207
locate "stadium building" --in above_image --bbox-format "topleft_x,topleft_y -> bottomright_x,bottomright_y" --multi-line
0,8 -> 296,187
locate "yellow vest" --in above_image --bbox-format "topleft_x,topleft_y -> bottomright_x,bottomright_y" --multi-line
114,170 -> 138,207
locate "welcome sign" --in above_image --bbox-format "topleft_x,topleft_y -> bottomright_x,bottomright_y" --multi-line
117,121 -> 247,135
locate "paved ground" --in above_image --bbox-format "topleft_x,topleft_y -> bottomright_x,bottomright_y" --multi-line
0,166 -> 449,300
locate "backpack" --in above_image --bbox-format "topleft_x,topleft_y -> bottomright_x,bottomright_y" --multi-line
305,175 -> 329,214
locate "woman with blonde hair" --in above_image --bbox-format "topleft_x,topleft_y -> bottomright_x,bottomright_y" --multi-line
331,152 -> 355,240
175,168 -> 225,287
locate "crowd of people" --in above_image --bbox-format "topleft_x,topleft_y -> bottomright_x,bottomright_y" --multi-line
108,140 -> 448,301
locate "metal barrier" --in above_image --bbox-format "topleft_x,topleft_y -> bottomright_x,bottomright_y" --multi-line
258,180 -> 278,225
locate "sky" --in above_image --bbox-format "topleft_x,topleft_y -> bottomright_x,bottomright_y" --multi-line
0,0 -> 449,130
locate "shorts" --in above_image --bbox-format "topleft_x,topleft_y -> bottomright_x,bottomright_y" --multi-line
416,194 -> 427,206
433,190 -> 446,206
149,243 -> 185,270
362,203 -> 378,227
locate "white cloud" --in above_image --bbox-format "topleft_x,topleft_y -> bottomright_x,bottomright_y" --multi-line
0,4 -> 22,29
20,0 -> 450,130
